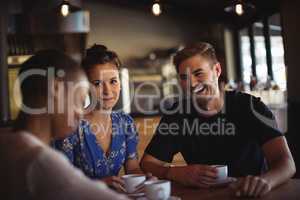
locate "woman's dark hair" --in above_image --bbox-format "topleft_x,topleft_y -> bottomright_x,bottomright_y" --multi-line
81,44 -> 121,71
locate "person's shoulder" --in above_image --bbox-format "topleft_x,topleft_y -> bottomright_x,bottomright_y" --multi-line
0,131 -> 45,165
112,111 -> 134,124
226,90 -> 252,100
226,90 -> 262,106
15,131 -> 45,149
36,145 -> 70,165
53,128 -> 80,150
27,145 -> 85,185
226,90 -> 274,119
167,98 -> 184,111
62,130 -> 79,142
161,98 -> 194,120
112,112 -> 138,137
161,98 -> 189,115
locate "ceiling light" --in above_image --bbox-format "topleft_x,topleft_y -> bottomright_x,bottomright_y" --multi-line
61,2 -> 70,17
152,1 -> 162,16
58,0 -> 80,17
235,3 -> 244,16
224,0 -> 255,16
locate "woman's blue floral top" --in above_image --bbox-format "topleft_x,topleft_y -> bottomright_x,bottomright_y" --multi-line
53,112 -> 139,179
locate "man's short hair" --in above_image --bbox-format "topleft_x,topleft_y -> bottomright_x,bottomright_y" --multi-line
18,49 -> 82,108
173,42 -> 218,72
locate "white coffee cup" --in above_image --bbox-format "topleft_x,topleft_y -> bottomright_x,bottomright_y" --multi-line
144,180 -> 171,200
214,165 -> 228,181
121,174 -> 146,193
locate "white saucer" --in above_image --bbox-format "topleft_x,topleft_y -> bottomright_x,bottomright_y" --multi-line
127,192 -> 145,197
136,196 -> 181,200
208,177 -> 237,187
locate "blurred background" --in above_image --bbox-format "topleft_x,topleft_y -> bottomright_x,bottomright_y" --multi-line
1,0 -> 299,176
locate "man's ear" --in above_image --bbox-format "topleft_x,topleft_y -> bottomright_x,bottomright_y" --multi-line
214,62 -> 222,78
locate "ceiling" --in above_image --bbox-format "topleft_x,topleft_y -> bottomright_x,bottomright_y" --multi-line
87,0 -> 282,28
13,0 -> 282,29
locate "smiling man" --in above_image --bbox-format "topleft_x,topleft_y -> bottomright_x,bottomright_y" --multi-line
141,42 -> 296,198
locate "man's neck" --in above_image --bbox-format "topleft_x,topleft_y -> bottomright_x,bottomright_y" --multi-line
22,115 -> 52,145
195,91 -> 225,117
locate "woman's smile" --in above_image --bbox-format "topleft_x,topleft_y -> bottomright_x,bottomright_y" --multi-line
102,97 -> 115,101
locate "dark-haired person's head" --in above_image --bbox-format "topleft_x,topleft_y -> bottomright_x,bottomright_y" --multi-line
15,49 -> 89,139
174,42 -> 222,107
82,44 -> 121,111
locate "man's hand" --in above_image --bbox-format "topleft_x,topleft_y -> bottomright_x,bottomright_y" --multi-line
231,175 -> 271,198
167,164 -> 218,188
145,172 -> 158,181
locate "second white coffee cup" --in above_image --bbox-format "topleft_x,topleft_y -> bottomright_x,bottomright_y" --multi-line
144,180 -> 171,200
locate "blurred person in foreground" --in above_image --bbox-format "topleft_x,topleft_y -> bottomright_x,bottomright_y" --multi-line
0,50 -> 128,200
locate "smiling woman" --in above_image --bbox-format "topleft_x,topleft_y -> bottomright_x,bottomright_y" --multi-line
53,44 -> 151,192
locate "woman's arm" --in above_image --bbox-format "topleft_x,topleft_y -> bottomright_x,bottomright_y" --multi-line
122,113 -> 142,174
124,159 -> 144,174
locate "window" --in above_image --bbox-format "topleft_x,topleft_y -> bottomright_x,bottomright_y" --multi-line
253,22 -> 268,84
269,14 -> 286,90
240,28 -> 252,84
240,13 -> 286,91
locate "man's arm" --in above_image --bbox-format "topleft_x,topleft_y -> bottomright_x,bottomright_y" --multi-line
141,153 -> 217,188
140,153 -> 170,178
262,136 -> 296,187
234,136 -> 296,198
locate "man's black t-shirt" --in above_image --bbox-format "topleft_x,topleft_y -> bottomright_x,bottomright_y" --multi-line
145,91 -> 283,177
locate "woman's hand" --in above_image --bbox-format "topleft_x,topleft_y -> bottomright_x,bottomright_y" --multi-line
231,175 -> 271,198
101,176 -> 126,193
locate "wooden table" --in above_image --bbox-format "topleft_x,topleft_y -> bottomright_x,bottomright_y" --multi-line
171,179 -> 300,200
